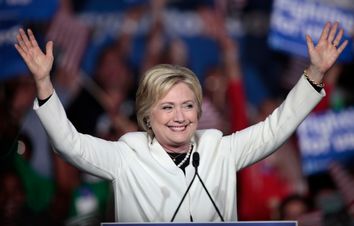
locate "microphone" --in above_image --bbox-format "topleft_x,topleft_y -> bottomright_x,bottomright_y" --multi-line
194,152 -> 225,221
171,152 -> 224,222
170,152 -> 198,222
192,151 -> 199,168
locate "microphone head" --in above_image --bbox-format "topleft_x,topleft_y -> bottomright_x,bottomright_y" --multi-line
192,152 -> 200,167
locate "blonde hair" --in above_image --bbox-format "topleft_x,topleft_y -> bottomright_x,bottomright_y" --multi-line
136,64 -> 203,138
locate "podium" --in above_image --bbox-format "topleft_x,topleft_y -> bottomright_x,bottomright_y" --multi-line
102,222 -> 297,226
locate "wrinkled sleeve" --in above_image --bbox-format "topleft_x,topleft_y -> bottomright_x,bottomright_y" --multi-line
224,75 -> 325,171
34,91 -> 124,180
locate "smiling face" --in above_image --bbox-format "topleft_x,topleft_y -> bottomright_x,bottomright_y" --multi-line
149,82 -> 198,153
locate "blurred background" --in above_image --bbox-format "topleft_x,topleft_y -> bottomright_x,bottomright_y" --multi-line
1,0 -> 354,225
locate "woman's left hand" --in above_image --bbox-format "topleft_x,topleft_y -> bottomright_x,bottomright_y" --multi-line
306,21 -> 348,83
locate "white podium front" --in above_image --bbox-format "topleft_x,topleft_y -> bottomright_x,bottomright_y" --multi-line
102,221 -> 297,226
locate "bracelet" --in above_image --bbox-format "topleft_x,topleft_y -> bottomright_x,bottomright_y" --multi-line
303,70 -> 324,88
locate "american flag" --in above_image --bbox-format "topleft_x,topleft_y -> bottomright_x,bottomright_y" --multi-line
46,10 -> 90,74
329,162 -> 354,208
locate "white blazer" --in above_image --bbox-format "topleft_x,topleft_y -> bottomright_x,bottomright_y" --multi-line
34,75 -> 324,222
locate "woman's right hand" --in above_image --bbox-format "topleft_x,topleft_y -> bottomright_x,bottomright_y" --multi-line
15,28 -> 54,99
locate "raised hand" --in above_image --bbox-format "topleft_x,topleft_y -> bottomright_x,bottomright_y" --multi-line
15,28 -> 54,99
306,22 -> 348,84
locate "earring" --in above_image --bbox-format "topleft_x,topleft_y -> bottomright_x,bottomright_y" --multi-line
146,120 -> 151,129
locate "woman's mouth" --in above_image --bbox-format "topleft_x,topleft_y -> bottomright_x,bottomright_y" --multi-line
168,125 -> 188,132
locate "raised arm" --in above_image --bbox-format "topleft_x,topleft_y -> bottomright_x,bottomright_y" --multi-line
15,28 -> 54,100
229,22 -> 348,170
305,22 -> 348,86
14,29 -> 123,180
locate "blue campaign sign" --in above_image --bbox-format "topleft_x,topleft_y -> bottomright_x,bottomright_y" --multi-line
0,22 -> 29,80
0,0 -> 58,79
0,0 -> 58,21
102,222 -> 296,226
268,0 -> 354,62
297,108 -> 354,175
75,0 -> 146,13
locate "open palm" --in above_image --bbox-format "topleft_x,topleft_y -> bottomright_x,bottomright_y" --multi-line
15,28 -> 54,82
306,22 -> 348,75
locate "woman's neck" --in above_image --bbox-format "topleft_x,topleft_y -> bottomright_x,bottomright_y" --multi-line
162,143 -> 191,154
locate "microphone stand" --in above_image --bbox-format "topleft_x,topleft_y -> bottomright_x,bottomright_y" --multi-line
170,167 -> 197,221
170,152 -> 225,222
196,173 -> 225,221
194,152 -> 224,222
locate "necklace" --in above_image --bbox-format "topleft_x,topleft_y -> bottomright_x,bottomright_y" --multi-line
166,144 -> 193,168
168,152 -> 186,162
176,149 -> 192,168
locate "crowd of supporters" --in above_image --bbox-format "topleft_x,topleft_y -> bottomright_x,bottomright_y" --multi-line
1,0 -> 353,225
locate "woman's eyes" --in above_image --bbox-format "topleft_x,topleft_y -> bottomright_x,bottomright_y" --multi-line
160,103 -> 194,111
162,106 -> 173,110
185,103 -> 194,109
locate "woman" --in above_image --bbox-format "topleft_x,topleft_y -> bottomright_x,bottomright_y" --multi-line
15,22 -> 347,222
